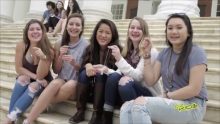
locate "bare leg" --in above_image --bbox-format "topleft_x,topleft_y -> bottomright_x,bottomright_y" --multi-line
51,80 -> 77,103
60,18 -> 67,35
25,79 -> 64,123
51,19 -> 62,37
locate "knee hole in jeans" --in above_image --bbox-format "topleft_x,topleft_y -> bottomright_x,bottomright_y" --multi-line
17,75 -> 31,86
28,82 -> 41,93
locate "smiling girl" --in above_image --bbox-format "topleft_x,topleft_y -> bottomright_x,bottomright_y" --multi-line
3,19 -> 54,124
23,13 -> 88,124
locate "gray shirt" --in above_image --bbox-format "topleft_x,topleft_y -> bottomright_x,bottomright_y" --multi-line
57,37 -> 89,80
157,45 -> 208,100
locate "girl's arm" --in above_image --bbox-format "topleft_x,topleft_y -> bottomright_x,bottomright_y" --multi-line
36,49 -> 54,80
52,42 -> 63,74
15,42 -> 37,80
167,64 -> 206,100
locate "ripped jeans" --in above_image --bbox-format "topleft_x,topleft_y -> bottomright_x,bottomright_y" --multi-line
8,78 -> 43,121
120,97 -> 206,124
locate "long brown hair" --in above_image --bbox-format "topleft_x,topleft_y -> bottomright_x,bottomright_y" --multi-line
23,19 -> 53,60
61,13 -> 85,46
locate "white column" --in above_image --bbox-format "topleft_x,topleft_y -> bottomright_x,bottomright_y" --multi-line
26,0 -> 47,21
155,0 -> 200,18
0,0 -> 15,23
80,0 -> 113,21
211,0 -> 218,17
13,0 -> 30,23
137,0 -> 153,18
144,0 -> 200,19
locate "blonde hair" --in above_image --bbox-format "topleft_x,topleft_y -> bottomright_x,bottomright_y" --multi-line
122,17 -> 150,57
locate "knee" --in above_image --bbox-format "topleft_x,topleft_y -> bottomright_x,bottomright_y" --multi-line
17,75 -> 31,86
78,70 -> 89,84
120,101 -> 134,113
60,80 -> 77,93
107,73 -> 121,84
49,79 -> 64,88
118,83 -> 132,93
28,82 -> 41,93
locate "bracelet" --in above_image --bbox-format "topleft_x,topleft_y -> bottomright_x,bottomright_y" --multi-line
143,53 -> 151,59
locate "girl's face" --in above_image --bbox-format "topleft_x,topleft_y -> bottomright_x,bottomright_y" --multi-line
28,23 -> 43,43
128,19 -> 143,44
96,23 -> 112,48
68,0 -> 74,8
66,17 -> 82,38
56,1 -> 63,9
166,18 -> 189,47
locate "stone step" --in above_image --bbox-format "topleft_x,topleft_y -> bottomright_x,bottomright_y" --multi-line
0,98 -> 88,124
1,27 -> 220,34
204,100 -> 220,123
0,43 -> 219,55
207,83 -> 220,101
1,19 -> 219,28
1,73 -> 219,101
1,24 -> 220,34
0,81 -> 219,124
1,37 -> 219,47
0,54 -> 219,83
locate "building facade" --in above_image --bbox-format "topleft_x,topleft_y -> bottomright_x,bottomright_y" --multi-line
0,0 -> 219,23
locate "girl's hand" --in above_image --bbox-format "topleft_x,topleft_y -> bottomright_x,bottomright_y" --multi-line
32,47 -> 46,60
59,45 -> 69,56
93,64 -> 108,75
108,45 -> 122,61
139,37 -> 152,57
85,64 -> 96,77
62,55 -> 76,66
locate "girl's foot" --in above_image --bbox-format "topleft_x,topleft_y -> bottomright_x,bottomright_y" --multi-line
22,119 -> 30,124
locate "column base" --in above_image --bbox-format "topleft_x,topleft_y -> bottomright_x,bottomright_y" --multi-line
25,12 -> 42,22
83,9 -> 112,21
0,15 -> 13,23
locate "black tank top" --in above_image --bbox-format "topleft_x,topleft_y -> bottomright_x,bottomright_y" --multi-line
22,56 -> 53,82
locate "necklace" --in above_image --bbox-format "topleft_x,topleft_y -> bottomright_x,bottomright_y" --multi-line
166,50 -> 175,90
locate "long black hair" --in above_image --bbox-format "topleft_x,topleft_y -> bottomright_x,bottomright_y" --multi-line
67,0 -> 83,16
165,13 -> 193,75
82,19 -> 122,69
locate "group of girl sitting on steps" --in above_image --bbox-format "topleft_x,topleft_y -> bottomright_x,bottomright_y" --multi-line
4,12 -> 208,124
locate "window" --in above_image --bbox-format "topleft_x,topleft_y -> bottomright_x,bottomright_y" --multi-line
111,4 -> 123,19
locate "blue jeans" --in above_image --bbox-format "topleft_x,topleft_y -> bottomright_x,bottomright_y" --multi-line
118,81 -> 152,102
8,79 -> 43,121
120,97 -> 206,124
104,73 -> 122,107
78,69 -> 107,85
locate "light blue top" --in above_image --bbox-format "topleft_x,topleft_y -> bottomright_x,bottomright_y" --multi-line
57,37 -> 89,80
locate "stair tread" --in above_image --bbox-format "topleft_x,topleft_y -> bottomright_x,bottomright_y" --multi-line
0,97 -> 88,124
